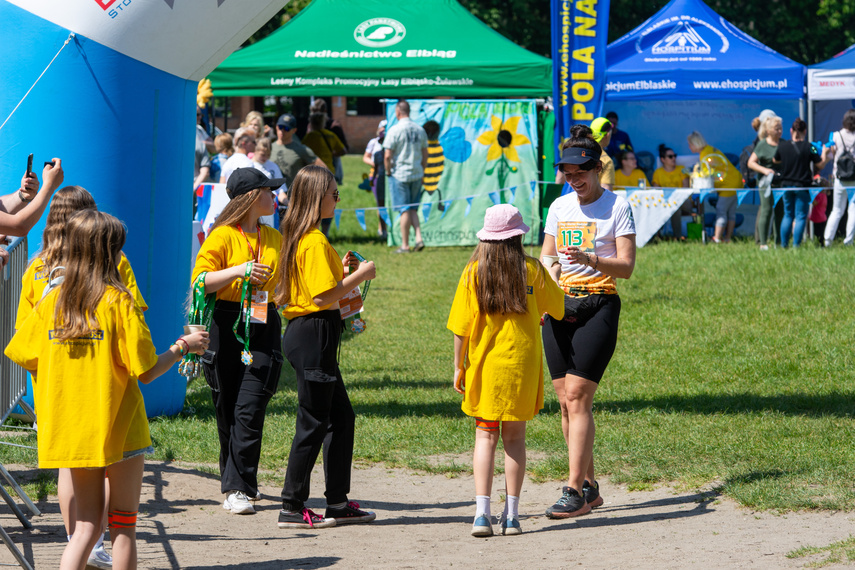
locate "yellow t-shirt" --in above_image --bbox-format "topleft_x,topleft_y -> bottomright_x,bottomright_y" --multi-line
446,259 -> 565,422
301,129 -> 345,171
701,145 -> 741,197
192,224 -> 281,303
281,228 -> 344,319
652,167 -> 688,188
613,168 -> 650,190
5,287 -> 158,468
599,152 -> 615,187
16,253 -> 147,330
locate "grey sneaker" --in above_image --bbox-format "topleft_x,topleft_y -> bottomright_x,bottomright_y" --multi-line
324,501 -> 376,525
545,486 -> 590,519
87,543 -> 112,569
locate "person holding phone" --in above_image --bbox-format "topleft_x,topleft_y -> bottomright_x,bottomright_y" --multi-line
0,157 -> 64,237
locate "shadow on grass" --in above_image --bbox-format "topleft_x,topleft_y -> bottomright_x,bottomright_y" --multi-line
721,469 -> 788,487
597,392 -> 855,418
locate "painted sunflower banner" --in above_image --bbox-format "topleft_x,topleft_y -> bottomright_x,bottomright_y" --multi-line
384,99 -> 540,247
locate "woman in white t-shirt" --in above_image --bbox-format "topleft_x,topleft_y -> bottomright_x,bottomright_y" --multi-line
540,125 -> 636,520
824,109 -> 855,246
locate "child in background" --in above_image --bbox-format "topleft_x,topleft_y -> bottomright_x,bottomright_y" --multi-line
5,210 -> 208,570
15,185 -> 147,569
809,188 -> 829,247
447,205 -> 565,537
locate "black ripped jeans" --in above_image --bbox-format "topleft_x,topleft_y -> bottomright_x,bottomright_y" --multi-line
202,301 -> 283,496
280,309 -> 355,511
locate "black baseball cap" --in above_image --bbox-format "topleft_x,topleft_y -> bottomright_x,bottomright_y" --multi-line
277,113 -> 296,130
555,146 -> 601,167
226,168 -> 286,199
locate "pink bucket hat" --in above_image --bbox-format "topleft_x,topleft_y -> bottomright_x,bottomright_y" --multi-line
476,204 -> 530,241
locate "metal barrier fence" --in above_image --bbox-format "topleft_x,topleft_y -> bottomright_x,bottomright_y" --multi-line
0,237 -> 32,425
0,236 -> 38,570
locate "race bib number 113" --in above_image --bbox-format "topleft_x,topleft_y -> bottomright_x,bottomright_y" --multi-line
557,221 -> 597,254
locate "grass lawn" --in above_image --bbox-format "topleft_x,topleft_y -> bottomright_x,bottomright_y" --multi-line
3,155 -> 854,512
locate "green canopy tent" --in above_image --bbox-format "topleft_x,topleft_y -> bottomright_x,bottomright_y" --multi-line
207,0 -> 551,97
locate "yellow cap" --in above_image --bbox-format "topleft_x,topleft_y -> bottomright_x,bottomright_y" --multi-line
590,117 -> 612,142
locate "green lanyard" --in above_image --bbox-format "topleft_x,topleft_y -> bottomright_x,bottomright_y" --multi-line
179,272 -> 217,379
352,251 -> 370,300
233,262 -> 254,365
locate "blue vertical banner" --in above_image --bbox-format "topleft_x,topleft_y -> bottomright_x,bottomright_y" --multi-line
551,0 -> 610,150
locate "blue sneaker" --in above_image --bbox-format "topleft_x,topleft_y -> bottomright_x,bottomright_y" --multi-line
499,515 -> 522,536
471,514 -> 493,537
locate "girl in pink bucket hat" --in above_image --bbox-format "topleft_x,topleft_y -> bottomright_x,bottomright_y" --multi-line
447,204 -> 565,537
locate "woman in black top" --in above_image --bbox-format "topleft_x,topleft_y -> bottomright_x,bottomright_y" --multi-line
775,118 -> 833,247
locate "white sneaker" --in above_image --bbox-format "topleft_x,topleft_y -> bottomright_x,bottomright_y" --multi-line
87,543 -> 113,568
223,491 -> 255,515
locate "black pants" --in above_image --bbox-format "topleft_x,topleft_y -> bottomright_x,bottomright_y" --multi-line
202,301 -> 283,495
280,310 -> 355,511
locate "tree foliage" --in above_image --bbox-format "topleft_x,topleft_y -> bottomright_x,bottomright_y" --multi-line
246,0 -> 854,65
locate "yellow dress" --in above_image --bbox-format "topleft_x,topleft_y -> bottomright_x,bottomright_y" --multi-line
701,145 -> 741,197
447,259 -> 565,421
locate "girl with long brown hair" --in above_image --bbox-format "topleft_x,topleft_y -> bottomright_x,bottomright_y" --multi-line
447,204 -> 565,537
15,185 -> 147,568
5,209 -> 208,570
275,165 -> 376,529
192,167 -> 284,516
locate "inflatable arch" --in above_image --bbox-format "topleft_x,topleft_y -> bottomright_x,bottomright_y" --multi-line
0,0 -> 287,416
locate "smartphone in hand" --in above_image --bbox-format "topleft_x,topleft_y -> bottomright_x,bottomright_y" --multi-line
26,153 -> 33,176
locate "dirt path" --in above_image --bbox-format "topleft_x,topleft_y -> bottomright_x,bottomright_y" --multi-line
0,461 -> 851,569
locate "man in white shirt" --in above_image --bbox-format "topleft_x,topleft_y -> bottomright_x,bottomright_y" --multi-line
384,100 -> 428,253
220,127 -> 256,184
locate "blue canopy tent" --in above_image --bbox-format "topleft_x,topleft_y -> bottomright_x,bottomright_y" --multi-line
807,44 -> 855,149
603,0 -> 806,158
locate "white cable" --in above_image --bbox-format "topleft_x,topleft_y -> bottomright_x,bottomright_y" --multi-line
0,32 -> 75,134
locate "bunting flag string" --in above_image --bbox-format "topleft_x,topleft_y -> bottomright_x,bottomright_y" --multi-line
354,209 -> 366,231
661,188 -> 676,202
625,188 -> 635,201
464,197 -> 474,217
737,189 -> 751,206
848,188 -> 855,204
378,208 -> 391,226
772,190 -> 785,207
508,186 -> 517,203
421,202 -> 432,222
530,180 -> 537,200
809,188 -> 823,203
333,209 -> 342,228
699,189 -> 712,205
488,191 -> 500,205
440,200 -> 452,219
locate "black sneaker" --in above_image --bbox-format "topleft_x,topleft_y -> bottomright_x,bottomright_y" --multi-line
278,507 -> 336,529
583,480 -> 604,508
545,486 -> 591,519
325,501 -> 377,525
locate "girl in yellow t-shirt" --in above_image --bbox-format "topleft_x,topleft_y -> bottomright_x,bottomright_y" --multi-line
5,210 -> 208,570
275,165 -> 376,529
447,205 -> 565,537
613,150 -> 650,190
15,185 -> 148,568
191,167 -> 284,515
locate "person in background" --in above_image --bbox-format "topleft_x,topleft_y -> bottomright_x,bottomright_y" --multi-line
363,120 -> 387,239
384,100 -> 429,253
555,120 -> 614,192
604,111 -> 633,159
747,116 -> 784,249
220,128 -> 256,184
422,120 -> 445,195
252,138 -> 288,217
823,108 -> 855,246
302,112 -> 346,177
776,118 -> 833,248
241,110 -> 271,141
652,144 -> 691,240
194,121 -> 212,192
271,113 -> 326,189
810,189 -> 829,246
210,133 -> 234,185
613,150 -> 650,190
197,107 -> 216,154
310,99 -> 350,154
688,131 -> 742,243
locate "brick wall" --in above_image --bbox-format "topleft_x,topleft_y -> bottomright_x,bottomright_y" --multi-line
331,97 -> 384,153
